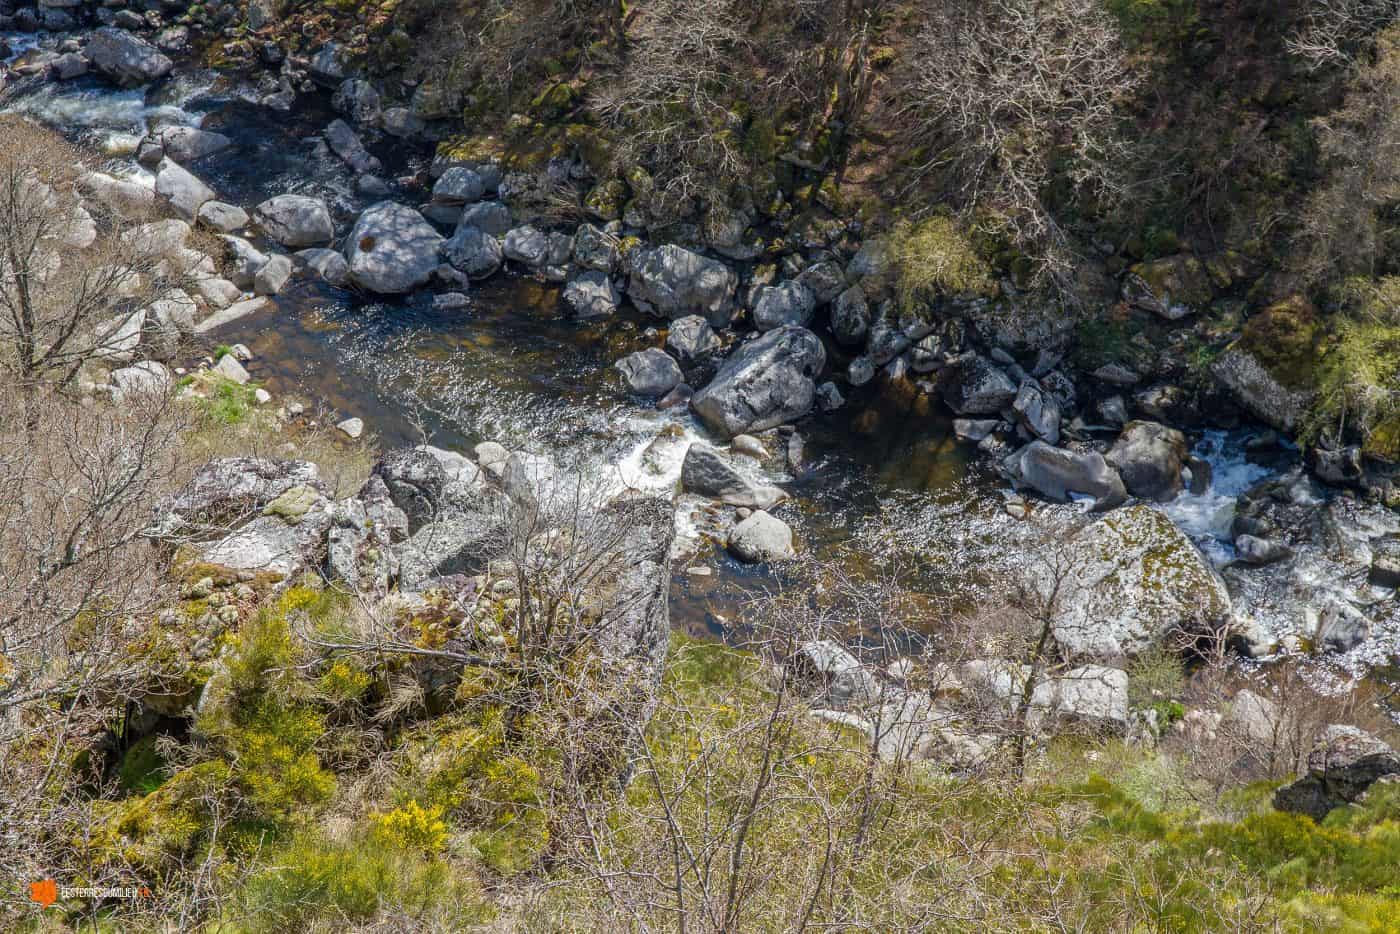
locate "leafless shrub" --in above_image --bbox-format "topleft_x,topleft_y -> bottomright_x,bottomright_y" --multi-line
1289,0 -> 1400,68
895,0 -> 1140,294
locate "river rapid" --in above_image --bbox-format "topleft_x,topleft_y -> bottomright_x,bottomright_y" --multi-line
14,42 -> 1384,679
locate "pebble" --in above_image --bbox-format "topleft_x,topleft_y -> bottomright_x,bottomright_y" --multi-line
254,388 -> 272,404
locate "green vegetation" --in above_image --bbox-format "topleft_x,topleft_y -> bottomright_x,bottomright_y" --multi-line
887,216 -> 994,311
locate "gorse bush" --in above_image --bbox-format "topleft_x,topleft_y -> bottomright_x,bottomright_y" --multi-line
888,215 -> 993,312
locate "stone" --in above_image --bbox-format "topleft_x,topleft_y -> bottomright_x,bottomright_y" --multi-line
1107,420 -> 1188,502
158,457 -> 324,532
1036,666 -> 1131,734
1275,726 -> 1400,821
727,510 -> 796,563
831,285 -> 870,347
1235,534 -> 1293,566
197,200 -> 249,233
297,247 -> 350,287
941,354 -> 1017,416
616,348 -> 683,398
751,280 -> 817,331
324,119 -> 382,175
442,225 -> 503,280
159,128 -> 232,167
848,357 -> 875,386
1011,380 -> 1061,445
816,381 -> 845,412
1122,254 -> 1213,321
370,447 -> 450,532
691,326 -> 826,438
194,297 -> 271,334
571,222 -> 617,271
1093,363 -> 1141,387
502,225 -> 551,266
732,435 -> 766,460
796,261 -> 847,305
253,253 -> 293,295
459,202 -> 512,237
381,107 -> 424,138
86,28 -> 173,87
111,360 -> 173,402
255,194 -> 334,248
680,443 -> 788,509
562,271 -> 620,319
344,201 -> 445,294
626,244 -> 738,327
79,171 -> 155,217
787,641 -> 880,711
1212,348 -> 1314,434
432,167 -> 485,205
1048,504 -> 1233,659
1008,441 -> 1127,511
332,78 -> 381,125
666,315 -> 721,367
154,158 -> 215,220
202,516 -> 307,578
53,51 -> 88,80
194,277 -> 242,310
212,354 -> 250,384
954,419 -> 1000,443
337,417 -> 365,439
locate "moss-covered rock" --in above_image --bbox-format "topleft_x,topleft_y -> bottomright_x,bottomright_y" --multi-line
1122,254 -> 1214,321
1212,296 -> 1320,432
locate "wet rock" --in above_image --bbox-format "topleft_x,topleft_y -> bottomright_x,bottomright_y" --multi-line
253,253 -> 293,295
1235,534 -> 1293,566
197,200 -> 249,234
1106,420 -> 1187,502
691,325 -> 826,438
941,354 -> 1017,416
751,280 -> 816,331
1011,379 -> 1061,445
561,271 -> 619,319
727,510 -> 796,563
616,348 -> 683,397
221,235 -> 269,289
153,126 -> 232,164
255,194 -> 334,248
154,158 -> 215,220
86,27 -> 173,87
626,244 -> 738,327
1369,540 -> 1400,588
1313,446 -> 1363,488
324,118 -> 381,175
345,201 -> 445,294
1047,504 -> 1232,658
1275,726 -> 1400,821
297,247 -> 350,287
680,443 -> 787,509
1007,441 -> 1127,511
442,225 -> 503,280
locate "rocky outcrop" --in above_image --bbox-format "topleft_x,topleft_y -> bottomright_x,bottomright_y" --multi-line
344,201 -> 444,294
690,326 -> 826,438
156,458 -> 325,536
1275,726 -> 1400,821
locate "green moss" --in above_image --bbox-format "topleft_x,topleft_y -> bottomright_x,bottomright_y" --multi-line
1235,296 -> 1321,390
96,760 -> 233,876
886,215 -> 994,311
117,735 -> 168,796
196,377 -> 259,426
530,82 -> 578,121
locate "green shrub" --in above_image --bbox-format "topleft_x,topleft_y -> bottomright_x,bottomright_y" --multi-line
887,216 -> 993,312
197,377 -> 259,426
116,734 -> 168,796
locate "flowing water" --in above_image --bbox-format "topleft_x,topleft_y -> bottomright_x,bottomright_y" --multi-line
0,47 -> 1303,643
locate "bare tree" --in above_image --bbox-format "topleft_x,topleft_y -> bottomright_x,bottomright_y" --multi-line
1289,0 -> 1400,68
895,0 -> 1140,293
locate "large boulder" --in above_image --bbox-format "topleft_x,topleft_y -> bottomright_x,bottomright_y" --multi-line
1046,505 -> 1234,659
751,280 -> 816,331
680,443 -> 788,509
786,641 -> 880,711
616,348 -> 683,397
1210,298 -> 1318,433
370,447 -> 451,534
157,458 -> 324,535
941,354 -> 1018,416
1007,441 -> 1127,511
154,159 -> 215,220
344,201 -> 444,294
154,126 -> 232,164
626,244 -> 738,327
1011,380 -> 1061,445
255,195 -> 334,248
1274,726 -> 1400,821
691,326 -> 826,438
1122,254 -> 1212,321
1211,349 -> 1315,434
86,28 -> 173,87
1107,420 -> 1188,502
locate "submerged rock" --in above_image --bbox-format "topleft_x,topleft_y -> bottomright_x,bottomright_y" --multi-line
680,443 -> 788,509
